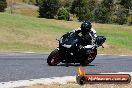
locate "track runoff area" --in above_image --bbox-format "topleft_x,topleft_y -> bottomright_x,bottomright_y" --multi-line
0,69 -> 131,88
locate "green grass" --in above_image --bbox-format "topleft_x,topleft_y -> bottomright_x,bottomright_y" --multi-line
93,23 -> 132,55
0,13 -> 74,52
0,12 -> 132,55
94,23 -> 132,49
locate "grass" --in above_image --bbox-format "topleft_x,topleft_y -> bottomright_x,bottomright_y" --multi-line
95,23 -> 132,49
0,12 -> 132,55
93,23 -> 132,55
0,13 -> 74,52
6,2 -> 39,17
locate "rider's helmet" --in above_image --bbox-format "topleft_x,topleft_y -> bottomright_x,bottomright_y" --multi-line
81,20 -> 92,34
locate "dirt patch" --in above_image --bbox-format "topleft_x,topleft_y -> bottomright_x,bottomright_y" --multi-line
98,43 -> 132,55
103,43 -> 114,48
25,82 -> 132,88
25,83 -> 80,88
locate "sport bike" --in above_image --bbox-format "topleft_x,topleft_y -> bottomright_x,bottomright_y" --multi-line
47,32 -> 106,66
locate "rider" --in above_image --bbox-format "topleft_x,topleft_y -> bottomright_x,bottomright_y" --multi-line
73,20 -> 97,48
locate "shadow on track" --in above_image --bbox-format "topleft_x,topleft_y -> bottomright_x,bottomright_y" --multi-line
53,63 -> 95,67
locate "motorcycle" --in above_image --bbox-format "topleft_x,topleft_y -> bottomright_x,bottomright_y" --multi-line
47,32 -> 106,66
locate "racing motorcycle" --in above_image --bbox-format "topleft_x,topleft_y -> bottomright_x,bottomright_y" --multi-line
47,32 -> 106,66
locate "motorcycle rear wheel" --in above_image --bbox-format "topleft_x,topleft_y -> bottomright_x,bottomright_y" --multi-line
47,49 -> 60,66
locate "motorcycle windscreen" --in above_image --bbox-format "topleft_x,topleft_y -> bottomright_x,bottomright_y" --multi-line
60,32 -> 81,48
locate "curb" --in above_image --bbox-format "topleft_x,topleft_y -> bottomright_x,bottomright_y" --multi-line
0,76 -> 76,88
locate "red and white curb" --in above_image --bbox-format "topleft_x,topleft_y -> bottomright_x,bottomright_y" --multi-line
0,72 -> 132,88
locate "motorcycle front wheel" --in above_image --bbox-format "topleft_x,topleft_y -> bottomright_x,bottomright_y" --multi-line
80,49 -> 97,66
47,49 -> 60,66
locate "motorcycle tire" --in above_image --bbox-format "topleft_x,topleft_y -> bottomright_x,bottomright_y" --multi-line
80,49 -> 97,66
47,49 -> 60,66
89,49 -> 97,63
88,49 -> 97,63
80,60 -> 90,66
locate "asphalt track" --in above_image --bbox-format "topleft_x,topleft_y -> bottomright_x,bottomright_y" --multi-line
0,53 -> 132,82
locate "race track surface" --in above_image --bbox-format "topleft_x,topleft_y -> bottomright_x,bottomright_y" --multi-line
0,53 -> 132,82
